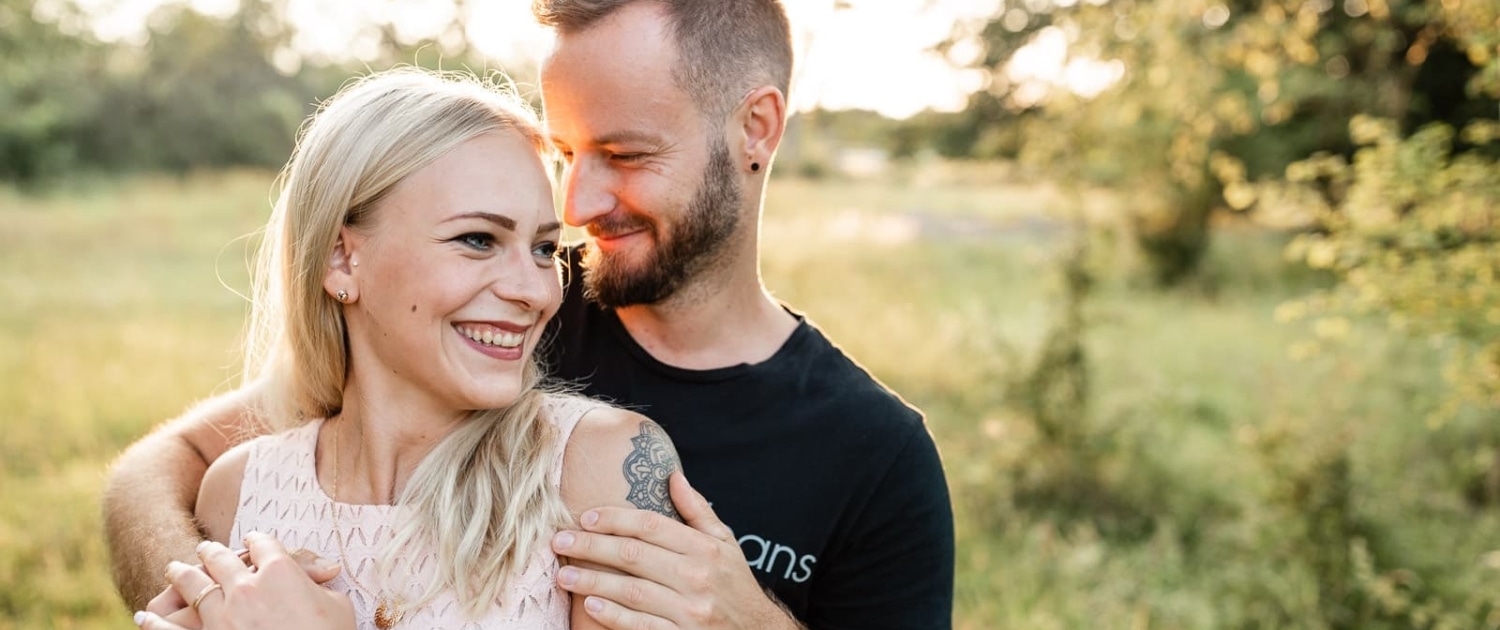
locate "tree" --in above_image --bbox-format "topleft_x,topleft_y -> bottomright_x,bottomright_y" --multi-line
0,0 -> 104,182
948,0 -> 1497,285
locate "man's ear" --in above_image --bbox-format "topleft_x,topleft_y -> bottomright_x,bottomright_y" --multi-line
734,85 -> 787,173
322,226 -> 361,304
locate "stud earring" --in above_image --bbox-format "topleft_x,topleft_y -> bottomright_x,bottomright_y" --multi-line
336,290 -> 349,303
750,162 -> 761,172
351,260 -> 358,267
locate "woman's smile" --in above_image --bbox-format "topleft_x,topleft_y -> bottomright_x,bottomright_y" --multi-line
454,322 -> 531,360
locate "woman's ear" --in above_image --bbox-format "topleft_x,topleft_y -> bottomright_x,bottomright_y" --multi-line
734,85 -> 787,174
322,226 -> 361,304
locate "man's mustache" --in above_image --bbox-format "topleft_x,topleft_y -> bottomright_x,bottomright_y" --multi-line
587,214 -> 655,240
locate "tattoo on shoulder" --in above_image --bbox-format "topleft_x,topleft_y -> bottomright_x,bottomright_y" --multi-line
622,420 -> 681,521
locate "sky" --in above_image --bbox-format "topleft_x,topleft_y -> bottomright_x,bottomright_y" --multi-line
64,0 -> 1087,120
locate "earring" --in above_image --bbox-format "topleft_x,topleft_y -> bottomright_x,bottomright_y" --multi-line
750,162 -> 761,172
351,260 -> 359,267
336,290 -> 349,303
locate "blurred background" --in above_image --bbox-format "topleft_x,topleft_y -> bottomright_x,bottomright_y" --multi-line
4,0 -> 1500,627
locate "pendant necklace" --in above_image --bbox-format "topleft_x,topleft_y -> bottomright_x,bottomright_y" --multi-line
330,420 -> 405,630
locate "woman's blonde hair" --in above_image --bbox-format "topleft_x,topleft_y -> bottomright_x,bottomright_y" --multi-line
242,67 -> 569,615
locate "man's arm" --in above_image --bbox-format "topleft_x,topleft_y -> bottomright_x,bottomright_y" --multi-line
103,386 -> 265,610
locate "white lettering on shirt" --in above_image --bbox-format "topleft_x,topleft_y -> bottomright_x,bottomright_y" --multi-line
738,534 -> 817,583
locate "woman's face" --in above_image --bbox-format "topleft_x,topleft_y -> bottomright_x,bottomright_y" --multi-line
332,130 -> 562,413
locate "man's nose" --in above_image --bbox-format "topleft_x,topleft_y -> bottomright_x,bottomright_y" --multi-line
562,157 -> 616,228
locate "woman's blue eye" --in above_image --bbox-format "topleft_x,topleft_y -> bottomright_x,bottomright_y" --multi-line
533,241 -> 560,261
455,233 -> 494,250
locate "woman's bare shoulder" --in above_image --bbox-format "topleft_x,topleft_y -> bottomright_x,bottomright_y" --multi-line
558,404 -> 682,521
194,439 -> 255,544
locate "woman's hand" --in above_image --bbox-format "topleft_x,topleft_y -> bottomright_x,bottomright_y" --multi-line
135,532 -> 355,630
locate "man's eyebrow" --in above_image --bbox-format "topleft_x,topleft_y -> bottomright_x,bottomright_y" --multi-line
444,212 -> 516,231
547,131 -> 668,151
594,130 -> 666,147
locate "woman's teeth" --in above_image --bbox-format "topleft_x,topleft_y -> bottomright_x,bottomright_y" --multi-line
457,326 -> 524,348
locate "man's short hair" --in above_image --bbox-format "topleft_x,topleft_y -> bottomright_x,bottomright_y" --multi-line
533,0 -> 793,125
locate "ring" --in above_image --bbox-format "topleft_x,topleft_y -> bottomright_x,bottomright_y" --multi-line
189,583 -> 223,610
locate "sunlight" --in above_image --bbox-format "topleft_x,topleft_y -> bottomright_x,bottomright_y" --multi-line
784,0 -> 1000,118
1006,26 -> 1125,107
62,0 -> 1104,119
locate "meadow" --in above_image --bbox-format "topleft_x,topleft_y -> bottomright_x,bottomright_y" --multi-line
2,168 -> 1497,629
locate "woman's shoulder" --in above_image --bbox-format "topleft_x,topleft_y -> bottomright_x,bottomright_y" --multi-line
196,439 -> 256,544
554,398 -> 680,520
222,420 -> 321,467
540,392 -> 611,424
542,392 -> 652,453
196,421 -> 323,543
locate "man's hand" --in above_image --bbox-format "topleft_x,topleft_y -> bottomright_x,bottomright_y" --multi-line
552,472 -> 806,630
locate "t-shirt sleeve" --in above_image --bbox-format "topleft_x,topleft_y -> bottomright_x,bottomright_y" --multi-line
805,423 -> 955,630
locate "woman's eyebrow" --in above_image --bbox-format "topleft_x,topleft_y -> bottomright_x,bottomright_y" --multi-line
445,212 -> 561,236
444,211 -> 516,231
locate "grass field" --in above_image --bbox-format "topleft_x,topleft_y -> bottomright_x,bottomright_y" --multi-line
3,169 -> 1498,629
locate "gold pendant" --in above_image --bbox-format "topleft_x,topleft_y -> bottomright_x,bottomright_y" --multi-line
374,596 -> 404,630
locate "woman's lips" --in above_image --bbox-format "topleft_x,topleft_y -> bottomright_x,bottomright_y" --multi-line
454,322 -> 529,360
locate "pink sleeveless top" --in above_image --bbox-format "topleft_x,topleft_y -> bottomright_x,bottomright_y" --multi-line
228,394 -> 605,630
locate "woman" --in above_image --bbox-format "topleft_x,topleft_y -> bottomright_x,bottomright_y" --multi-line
134,68 -> 674,629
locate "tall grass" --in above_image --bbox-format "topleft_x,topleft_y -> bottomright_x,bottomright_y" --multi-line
2,169 -> 1496,628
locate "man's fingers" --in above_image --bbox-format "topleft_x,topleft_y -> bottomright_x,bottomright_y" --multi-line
668,471 -> 734,542
573,504 -> 717,556
578,595 -> 675,630
552,529 -> 679,582
141,588 -> 200,629
160,605 -> 204,630
557,564 -> 682,619
144,585 -> 188,617
290,547 -> 343,584
135,610 -> 192,630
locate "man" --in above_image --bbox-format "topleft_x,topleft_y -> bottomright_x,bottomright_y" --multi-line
107,1 -> 954,628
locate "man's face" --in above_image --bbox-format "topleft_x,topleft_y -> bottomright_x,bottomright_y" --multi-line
540,2 -> 741,308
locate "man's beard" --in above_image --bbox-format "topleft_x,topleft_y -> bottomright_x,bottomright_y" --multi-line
582,139 -> 741,308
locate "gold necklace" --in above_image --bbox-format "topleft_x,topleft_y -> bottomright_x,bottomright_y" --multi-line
330,419 -> 405,630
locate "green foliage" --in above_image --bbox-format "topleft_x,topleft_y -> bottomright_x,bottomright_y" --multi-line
1230,108 -> 1500,628
0,0 -> 505,185
945,0 -> 1499,286
0,0 -> 102,182
1279,116 -> 1500,420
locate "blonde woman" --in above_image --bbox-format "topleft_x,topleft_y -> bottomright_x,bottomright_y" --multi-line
136,68 -> 678,630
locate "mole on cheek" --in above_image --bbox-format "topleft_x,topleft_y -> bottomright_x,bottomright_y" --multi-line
410,305 -> 417,313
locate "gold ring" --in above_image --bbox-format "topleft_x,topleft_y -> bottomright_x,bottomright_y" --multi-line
189,583 -> 223,610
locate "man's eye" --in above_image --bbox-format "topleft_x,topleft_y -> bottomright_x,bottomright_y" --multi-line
611,153 -> 644,163
454,233 -> 494,250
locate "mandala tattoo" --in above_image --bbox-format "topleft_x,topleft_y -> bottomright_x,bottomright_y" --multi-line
623,421 -> 681,520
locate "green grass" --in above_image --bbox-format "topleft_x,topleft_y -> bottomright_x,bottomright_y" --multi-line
4,169 -> 1498,628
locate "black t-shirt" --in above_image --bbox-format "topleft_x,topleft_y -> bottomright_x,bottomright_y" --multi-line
543,246 -> 954,629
